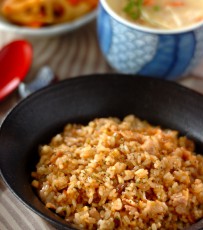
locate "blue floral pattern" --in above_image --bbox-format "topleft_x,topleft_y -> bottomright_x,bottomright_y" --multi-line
97,3 -> 112,54
97,3 -> 203,79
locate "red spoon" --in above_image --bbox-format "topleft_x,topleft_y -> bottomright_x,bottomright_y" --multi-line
0,40 -> 33,101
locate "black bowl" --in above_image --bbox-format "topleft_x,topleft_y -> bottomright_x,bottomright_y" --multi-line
0,74 -> 203,230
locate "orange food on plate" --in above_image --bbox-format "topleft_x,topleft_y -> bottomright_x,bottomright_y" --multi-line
0,0 -> 98,27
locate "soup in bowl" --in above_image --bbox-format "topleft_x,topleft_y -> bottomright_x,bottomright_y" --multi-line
97,0 -> 203,79
107,0 -> 203,30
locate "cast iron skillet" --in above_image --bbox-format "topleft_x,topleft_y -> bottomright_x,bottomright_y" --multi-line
0,74 -> 203,230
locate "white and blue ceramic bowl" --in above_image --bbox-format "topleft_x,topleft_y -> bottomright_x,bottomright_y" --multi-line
97,0 -> 203,80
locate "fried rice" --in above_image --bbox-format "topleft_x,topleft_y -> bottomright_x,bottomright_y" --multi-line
31,115 -> 203,230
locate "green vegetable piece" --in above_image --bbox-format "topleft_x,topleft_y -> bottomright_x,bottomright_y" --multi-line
124,0 -> 144,20
153,5 -> 161,11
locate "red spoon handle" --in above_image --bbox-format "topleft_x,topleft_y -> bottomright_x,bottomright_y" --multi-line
0,40 -> 32,101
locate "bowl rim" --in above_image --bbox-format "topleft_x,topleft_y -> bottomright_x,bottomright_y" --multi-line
0,9 -> 97,37
100,0 -> 203,35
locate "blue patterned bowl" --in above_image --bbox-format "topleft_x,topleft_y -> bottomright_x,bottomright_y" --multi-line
97,0 -> 203,80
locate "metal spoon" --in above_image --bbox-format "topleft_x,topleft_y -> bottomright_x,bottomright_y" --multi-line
18,66 -> 57,99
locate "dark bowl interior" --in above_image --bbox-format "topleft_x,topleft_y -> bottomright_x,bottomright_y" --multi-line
0,74 -> 203,230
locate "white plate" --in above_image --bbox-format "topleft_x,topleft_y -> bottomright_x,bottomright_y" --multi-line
0,10 -> 97,37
